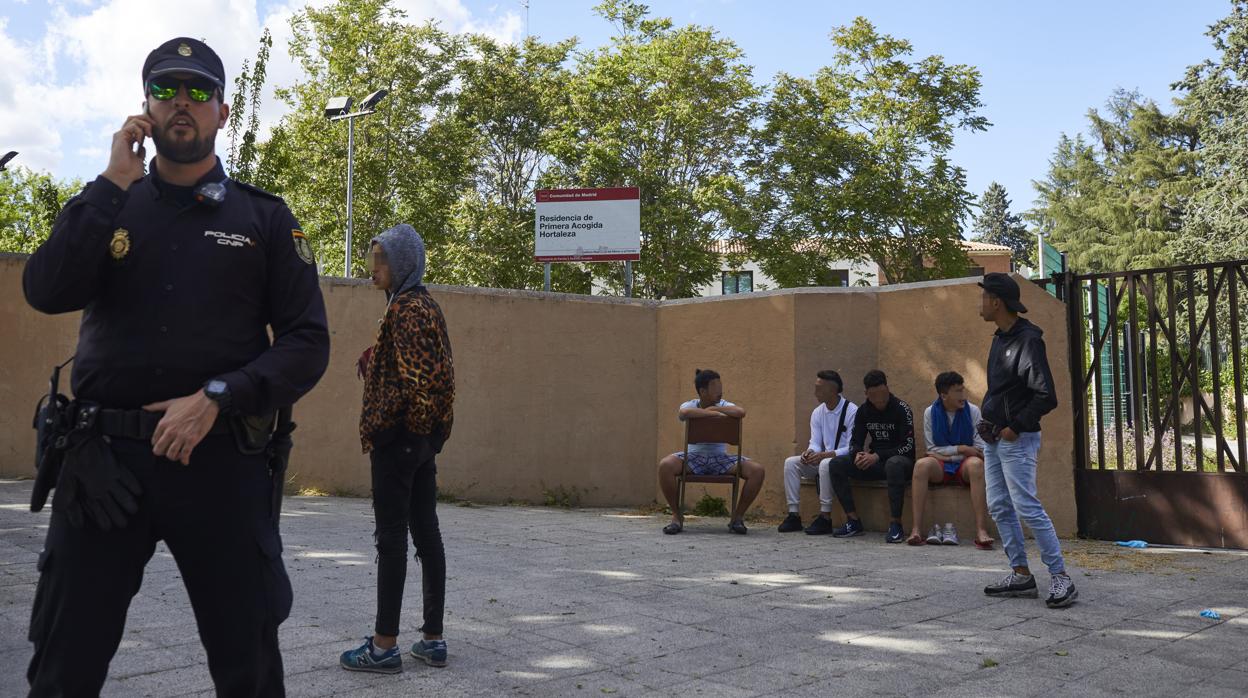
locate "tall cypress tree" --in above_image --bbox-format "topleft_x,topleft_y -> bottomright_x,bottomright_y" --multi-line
972,182 -> 1032,267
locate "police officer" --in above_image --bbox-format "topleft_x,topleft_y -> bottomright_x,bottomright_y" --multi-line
22,37 -> 330,696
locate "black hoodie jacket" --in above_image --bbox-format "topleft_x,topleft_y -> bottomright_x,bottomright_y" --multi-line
849,394 -> 915,461
982,317 -> 1058,434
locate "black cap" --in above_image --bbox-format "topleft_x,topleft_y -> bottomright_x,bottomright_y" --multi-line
142,37 -> 225,89
978,272 -> 1028,313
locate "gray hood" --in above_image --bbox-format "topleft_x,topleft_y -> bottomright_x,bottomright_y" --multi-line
372,224 -> 426,297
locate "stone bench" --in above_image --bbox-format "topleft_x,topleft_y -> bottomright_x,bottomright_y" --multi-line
797,476 -> 999,538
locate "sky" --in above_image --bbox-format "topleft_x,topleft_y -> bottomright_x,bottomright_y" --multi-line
0,0 -> 1229,218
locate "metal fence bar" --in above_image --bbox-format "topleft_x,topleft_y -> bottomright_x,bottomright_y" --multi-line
1067,271 -> 1090,472
1110,279 -> 1125,470
1231,268 -> 1247,473
1129,275 -> 1145,470
1187,269 -> 1203,474
1168,271 -> 1182,472
1145,273 -> 1163,471
1091,280 -> 1106,470
1209,267 -> 1226,473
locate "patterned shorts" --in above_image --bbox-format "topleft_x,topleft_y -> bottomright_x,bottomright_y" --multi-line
673,452 -> 743,476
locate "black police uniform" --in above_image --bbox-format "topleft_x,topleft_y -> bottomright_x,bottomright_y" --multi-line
21,155 -> 330,695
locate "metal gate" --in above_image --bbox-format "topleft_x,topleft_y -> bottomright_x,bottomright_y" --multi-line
1064,260 -> 1248,548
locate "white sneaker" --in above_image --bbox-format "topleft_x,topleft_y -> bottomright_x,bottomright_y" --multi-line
942,523 -> 960,545
925,524 -> 943,545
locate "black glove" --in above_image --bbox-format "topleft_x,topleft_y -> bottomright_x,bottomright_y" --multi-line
52,432 -> 142,530
976,419 -> 1002,445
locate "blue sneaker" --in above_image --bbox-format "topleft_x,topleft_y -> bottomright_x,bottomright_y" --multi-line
340,637 -> 402,674
832,518 -> 864,537
886,522 -> 904,543
411,639 -> 448,667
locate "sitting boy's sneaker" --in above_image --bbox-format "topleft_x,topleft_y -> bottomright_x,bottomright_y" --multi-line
1046,573 -> 1078,608
885,522 -> 904,543
925,524 -> 943,545
804,516 -> 834,535
941,523 -> 960,546
777,513 -> 803,533
411,639 -> 449,667
832,518 -> 864,538
984,572 -> 1038,598
341,637 -> 402,674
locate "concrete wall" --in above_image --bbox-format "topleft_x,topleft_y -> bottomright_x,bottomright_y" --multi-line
0,253 -> 1074,533
1,253 -> 658,508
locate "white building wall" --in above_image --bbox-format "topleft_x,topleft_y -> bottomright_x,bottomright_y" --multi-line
589,257 -> 879,297
696,258 -> 879,297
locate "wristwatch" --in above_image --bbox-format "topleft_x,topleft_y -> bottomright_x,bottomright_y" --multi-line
204,379 -> 232,413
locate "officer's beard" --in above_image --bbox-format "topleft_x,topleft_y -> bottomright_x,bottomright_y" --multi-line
152,119 -> 217,164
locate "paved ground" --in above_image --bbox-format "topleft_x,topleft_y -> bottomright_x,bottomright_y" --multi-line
2,478 -> 1247,697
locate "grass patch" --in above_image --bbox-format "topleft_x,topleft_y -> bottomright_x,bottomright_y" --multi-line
542,484 -> 583,508
691,493 -> 729,518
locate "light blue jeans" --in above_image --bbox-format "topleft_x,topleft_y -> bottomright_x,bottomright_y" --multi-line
984,431 -> 1066,575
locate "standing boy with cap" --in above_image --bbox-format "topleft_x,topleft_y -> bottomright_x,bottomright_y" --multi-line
977,273 -> 1076,608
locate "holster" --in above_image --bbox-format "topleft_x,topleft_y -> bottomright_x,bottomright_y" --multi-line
230,412 -> 278,456
30,358 -> 75,513
266,408 -> 296,529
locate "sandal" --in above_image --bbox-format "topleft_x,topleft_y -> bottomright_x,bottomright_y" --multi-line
974,537 -> 995,550
906,533 -> 926,546
727,520 -> 748,535
662,520 -> 683,535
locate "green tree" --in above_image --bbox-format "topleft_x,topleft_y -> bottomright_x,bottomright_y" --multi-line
0,167 -> 82,254
1172,0 -> 1248,263
258,0 -> 476,277
1030,90 -> 1199,273
972,182 -> 1033,268
438,34 -> 589,292
226,28 -> 273,182
744,17 -> 987,286
547,0 -> 760,298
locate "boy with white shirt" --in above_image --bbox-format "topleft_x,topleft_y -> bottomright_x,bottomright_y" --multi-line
657,369 -> 766,535
778,371 -> 857,535
906,371 -> 993,548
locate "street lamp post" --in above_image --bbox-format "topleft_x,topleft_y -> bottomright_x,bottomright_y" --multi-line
324,90 -> 389,277
0,151 -> 17,172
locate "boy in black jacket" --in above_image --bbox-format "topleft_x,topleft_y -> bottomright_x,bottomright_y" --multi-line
977,273 -> 1076,609
828,370 -> 916,543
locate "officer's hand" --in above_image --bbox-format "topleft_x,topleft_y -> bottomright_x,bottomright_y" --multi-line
143,392 -> 220,465
102,114 -> 155,191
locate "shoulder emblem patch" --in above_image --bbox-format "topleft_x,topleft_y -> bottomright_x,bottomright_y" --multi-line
109,229 -> 131,260
292,229 -> 315,265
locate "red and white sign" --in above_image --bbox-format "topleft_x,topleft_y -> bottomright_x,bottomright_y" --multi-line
534,187 -> 641,262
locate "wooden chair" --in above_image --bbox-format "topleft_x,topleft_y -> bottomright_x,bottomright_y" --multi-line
677,416 -> 743,518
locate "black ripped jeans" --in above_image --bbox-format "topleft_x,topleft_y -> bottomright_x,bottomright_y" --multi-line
371,433 -> 445,638
828,454 -> 915,520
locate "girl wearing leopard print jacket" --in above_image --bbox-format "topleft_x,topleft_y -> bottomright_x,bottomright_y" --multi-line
341,223 -> 454,674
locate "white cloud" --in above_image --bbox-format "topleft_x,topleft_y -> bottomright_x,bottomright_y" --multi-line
0,0 -> 521,179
